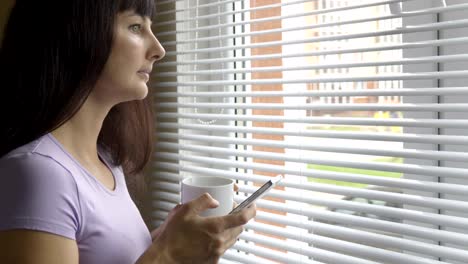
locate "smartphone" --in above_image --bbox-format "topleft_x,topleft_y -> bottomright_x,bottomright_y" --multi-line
229,175 -> 283,214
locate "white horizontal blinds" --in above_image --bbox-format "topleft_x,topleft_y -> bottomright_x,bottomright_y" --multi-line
151,0 -> 468,263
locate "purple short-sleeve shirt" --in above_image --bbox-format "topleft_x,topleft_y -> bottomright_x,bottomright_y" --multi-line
0,134 -> 152,264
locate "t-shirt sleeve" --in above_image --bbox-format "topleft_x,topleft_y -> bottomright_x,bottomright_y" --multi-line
0,153 -> 81,240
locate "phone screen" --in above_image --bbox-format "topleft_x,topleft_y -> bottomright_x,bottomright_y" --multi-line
229,178 -> 278,214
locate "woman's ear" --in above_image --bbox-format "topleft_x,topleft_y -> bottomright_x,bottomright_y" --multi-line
0,0 -> 15,46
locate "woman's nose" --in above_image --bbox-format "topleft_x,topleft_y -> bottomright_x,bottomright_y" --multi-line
148,33 -> 166,62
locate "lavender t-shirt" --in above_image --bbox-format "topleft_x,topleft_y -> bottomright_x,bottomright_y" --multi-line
0,134 -> 152,264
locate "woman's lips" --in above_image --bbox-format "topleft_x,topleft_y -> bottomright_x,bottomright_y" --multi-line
137,71 -> 150,81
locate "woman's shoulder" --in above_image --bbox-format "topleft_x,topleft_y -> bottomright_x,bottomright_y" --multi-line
0,134 -> 73,179
0,134 -> 80,212
0,135 -> 82,241
2,133 -> 55,157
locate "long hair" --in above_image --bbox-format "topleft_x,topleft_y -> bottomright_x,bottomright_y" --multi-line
0,0 -> 156,178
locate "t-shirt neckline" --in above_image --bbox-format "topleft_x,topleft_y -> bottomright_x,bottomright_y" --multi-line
46,133 -> 119,196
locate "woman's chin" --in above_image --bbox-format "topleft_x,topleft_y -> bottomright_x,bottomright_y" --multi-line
136,88 -> 149,100
128,86 -> 149,101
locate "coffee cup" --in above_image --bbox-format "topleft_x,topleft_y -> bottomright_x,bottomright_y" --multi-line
181,176 -> 234,217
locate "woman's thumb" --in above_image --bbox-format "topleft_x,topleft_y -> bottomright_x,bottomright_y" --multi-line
188,193 -> 219,215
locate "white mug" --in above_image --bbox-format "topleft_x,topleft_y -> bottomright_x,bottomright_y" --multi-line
181,176 -> 234,217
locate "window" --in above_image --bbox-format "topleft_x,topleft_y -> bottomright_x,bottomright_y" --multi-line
152,0 -> 468,263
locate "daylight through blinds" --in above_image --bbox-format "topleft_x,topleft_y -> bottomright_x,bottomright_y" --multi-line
151,1 -> 468,263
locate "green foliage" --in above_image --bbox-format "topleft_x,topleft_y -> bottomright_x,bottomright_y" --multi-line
307,157 -> 403,188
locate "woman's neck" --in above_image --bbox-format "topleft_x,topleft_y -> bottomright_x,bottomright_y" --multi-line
51,96 -> 112,166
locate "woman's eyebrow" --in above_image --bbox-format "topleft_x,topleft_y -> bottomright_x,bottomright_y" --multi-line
124,13 -> 143,18
124,13 -> 152,24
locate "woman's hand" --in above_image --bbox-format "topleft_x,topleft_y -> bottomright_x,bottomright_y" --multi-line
150,182 -> 240,242
141,193 -> 256,264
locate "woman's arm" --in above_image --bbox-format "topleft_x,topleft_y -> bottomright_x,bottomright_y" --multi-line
0,230 -> 79,264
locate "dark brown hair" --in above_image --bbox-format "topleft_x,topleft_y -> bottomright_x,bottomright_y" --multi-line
0,0 -> 156,177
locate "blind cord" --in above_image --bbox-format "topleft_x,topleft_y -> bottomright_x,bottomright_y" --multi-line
193,0 -> 225,125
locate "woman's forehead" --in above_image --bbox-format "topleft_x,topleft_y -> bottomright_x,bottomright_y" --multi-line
118,10 -> 153,23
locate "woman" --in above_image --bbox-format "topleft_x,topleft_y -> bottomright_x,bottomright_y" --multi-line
0,0 -> 256,263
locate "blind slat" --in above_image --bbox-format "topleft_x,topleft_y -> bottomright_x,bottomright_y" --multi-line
157,122 -> 468,145
156,87 -> 468,97
159,113 -> 468,129
159,102 -> 468,112
157,70 -> 468,86
157,54 -> 468,76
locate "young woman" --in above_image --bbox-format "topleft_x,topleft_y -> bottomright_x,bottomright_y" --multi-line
0,0 -> 256,263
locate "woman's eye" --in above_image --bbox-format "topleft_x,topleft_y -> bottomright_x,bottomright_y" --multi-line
129,24 -> 142,33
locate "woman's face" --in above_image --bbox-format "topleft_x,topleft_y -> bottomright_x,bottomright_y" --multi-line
92,10 -> 165,105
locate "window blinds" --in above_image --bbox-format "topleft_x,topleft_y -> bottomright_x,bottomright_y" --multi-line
151,0 -> 468,263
